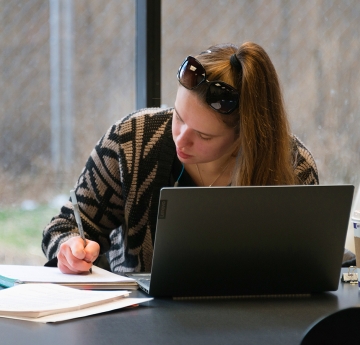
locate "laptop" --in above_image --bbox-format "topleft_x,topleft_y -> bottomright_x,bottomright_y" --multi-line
126,185 -> 354,297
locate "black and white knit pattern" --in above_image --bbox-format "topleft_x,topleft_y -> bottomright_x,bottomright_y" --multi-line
42,108 -> 319,273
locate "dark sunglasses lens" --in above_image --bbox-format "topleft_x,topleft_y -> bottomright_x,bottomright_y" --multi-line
207,83 -> 239,114
178,57 -> 205,89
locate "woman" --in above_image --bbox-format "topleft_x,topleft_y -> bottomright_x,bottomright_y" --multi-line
42,42 -> 319,274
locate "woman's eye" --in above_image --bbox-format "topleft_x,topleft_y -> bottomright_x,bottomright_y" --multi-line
199,134 -> 212,141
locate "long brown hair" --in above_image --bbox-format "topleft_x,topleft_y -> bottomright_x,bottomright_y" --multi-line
194,42 -> 297,185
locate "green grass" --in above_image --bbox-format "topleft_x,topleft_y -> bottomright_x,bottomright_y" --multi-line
0,206 -> 56,251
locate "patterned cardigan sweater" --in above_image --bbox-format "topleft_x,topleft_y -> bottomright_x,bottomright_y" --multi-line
42,107 -> 319,273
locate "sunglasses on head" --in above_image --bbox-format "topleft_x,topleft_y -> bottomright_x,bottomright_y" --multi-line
177,56 -> 239,114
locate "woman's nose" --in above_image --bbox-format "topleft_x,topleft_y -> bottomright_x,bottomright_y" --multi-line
176,127 -> 192,148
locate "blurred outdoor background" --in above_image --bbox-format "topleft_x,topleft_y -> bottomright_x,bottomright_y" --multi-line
0,0 -> 359,265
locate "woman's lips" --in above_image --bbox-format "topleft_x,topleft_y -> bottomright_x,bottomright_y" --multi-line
176,148 -> 192,159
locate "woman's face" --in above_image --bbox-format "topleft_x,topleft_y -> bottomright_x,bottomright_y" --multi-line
172,86 -> 237,165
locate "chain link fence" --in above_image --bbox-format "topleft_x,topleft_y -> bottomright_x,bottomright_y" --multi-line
0,0 -> 359,263
0,0 -> 136,206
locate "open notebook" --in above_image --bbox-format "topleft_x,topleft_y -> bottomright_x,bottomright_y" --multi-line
127,185 -> 354,297
0,265 -> 137,290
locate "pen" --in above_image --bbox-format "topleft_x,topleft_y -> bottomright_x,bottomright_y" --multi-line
70,189 -> 92,273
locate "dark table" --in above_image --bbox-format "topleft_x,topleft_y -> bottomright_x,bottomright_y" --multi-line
1,269 -> 359,345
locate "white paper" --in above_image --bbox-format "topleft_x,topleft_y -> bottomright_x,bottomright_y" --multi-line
0,297 -> 153,323
0,283 -> 129,317
0,265 -> 135,284
0,283 -> 152,322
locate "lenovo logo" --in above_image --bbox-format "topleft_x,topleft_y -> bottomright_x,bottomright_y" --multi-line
158,200 -> 167,219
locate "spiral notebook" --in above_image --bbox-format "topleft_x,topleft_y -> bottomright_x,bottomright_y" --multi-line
0,265 -> 138,290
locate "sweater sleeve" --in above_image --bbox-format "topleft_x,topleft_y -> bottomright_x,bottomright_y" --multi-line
292,135 -> 319,185
42,122 -> 124,260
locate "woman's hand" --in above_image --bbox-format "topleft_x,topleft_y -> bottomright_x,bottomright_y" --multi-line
57,236 -> 100,274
